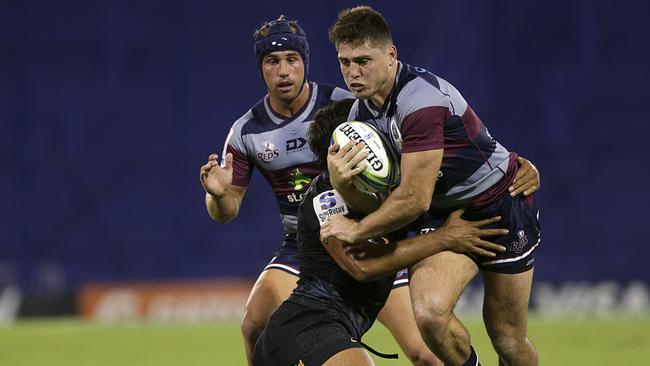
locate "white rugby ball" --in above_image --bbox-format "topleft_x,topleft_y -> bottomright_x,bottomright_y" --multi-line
330,121 -> 400,192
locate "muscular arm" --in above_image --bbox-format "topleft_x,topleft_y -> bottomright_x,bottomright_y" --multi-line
323,210 -> 506,282
205,185 -> 247,224
354,149 -> 441,240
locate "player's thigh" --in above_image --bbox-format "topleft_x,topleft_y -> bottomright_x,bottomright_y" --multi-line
482,268 -> 534,335
323,347 -> 374,366
409,251 -> 479,316
244,268 -> 298,320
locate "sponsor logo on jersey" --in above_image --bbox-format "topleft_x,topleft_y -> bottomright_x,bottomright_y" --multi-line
419,227 -> 436,235
313,190 -> 348,225
286,192 -> 306,203
511,230 -> 528,254
286,137 -> 308,154
257,140 -> 279,163
287,168 -> 312,191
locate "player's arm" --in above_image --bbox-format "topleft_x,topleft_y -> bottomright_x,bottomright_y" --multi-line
321,148 -> 440,243
200,152 -> 248,224
204,185 -> 247,224
323,209 -> 507,282
327,141 -> 383,213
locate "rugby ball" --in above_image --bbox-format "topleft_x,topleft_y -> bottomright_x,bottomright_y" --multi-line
331,121 -> 400,192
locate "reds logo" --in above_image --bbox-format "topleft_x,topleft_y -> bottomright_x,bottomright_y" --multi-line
257,140 -> 279,163
511,230 -> 528,253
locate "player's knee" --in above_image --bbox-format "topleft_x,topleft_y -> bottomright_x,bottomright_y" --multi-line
411,299 -> 453,337
488,328 -> 528,358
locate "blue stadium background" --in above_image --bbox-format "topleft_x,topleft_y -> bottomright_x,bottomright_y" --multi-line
2,0 -> 648,302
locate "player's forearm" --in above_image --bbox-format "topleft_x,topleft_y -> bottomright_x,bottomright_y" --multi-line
205,192 -> 240,224
355,185 -> 430,240
334,182 -> 382,214
351,232 -> 451,282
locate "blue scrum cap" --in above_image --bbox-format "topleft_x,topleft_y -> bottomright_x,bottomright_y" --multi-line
253,15 -> 309,80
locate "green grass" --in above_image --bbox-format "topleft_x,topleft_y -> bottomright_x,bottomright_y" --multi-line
1,316 -> 649,365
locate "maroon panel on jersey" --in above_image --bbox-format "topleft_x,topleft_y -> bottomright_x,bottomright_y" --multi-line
401,106 -> 449,153
227,145 -> 253,187
461,106 -> 483,140
258,161 -> 322,197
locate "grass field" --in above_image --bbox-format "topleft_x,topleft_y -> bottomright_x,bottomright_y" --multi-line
1,316 -> 649,365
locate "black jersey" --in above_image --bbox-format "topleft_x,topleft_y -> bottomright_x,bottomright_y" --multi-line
293,173 -> 395,339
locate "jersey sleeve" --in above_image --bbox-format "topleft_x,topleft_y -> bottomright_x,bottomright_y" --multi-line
222,126 -> 254,187
400,106 -> 448,153
396,75 -> 465,153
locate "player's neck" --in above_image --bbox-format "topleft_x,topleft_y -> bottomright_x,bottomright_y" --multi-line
268,82 -> 311,118
369,66 -> 398,110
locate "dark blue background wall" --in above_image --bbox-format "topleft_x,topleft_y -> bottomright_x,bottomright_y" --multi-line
2,0 -> 649,294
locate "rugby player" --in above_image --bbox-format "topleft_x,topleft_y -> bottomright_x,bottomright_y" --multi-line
321,6 -> 541,366
200,14 -> 541,366
251,99 -> 509,366
200,16 -> 441,365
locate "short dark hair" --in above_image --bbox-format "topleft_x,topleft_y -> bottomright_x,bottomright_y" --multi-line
308,98 -> 356,170
329,6 -> 393,48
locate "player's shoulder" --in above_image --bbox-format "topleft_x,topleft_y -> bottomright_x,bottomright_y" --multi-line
312,81 -> 353,102
396,62 -> 466,113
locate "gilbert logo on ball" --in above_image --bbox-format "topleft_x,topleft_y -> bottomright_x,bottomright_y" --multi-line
331,121 -> 400,192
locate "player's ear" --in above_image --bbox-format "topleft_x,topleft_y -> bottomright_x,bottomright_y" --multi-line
388,44 -> 397,64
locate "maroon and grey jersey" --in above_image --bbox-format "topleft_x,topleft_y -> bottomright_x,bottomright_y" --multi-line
348,62 -> 515,209
222,82 -> 352,233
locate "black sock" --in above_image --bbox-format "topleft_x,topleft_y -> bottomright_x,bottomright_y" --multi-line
461,345 -> 481,366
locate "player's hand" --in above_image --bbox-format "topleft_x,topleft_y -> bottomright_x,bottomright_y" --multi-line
320,214 -> 362,244
436,209 -> 508,257
199,153 -> 233,198
509,156 -> 540,197
327,141 -> 368,192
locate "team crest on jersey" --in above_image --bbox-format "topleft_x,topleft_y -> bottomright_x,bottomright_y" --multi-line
313,190 -> 348,226
511,230 -> 528,253
257,140 -> 279,163
389,117 -> 403,151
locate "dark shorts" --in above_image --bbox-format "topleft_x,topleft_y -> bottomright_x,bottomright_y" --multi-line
412,194 -> 540,274
252,295 -> 364,366
265,234 -> 409,288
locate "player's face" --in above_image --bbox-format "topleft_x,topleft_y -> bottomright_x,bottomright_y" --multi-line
337,41 -> 396,107
261,51 -> 305,103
